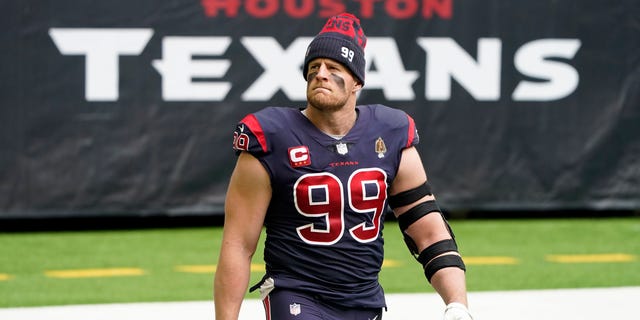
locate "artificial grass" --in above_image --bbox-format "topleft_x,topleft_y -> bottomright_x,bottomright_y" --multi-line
1,217 -> 638,307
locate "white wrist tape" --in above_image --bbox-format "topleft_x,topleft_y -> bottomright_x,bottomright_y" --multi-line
443,302 -> 473,320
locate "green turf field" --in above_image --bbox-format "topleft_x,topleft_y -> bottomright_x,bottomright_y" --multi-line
0,217 -> 638,308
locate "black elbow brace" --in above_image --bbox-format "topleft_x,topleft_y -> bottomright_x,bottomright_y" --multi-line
424,254 -> 466,283
396,200 -> 443,255
388,181 -> 432,209
414,239 -> 466,282
393,183 -> 465,282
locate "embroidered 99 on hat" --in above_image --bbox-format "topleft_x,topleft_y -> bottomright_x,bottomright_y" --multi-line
303,13 -> 367,85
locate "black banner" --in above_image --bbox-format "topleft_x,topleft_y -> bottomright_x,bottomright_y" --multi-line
1,0 -> 639,218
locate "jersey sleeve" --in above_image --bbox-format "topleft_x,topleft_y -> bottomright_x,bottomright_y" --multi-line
232,113 -> 269,157
369,104 -> 420,149
405,113 -> 420,148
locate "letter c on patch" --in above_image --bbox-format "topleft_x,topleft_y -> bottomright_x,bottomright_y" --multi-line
288,146 -> 311,167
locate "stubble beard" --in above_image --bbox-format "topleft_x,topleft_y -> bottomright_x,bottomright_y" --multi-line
307,90 -> 349,112
306,75 -> 350,113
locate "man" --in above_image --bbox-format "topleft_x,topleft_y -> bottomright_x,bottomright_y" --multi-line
214,13 -> 472,320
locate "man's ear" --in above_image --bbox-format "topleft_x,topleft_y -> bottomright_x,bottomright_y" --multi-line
353,81 -> 363,93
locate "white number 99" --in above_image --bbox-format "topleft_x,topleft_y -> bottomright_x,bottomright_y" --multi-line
341,47 -> 354,62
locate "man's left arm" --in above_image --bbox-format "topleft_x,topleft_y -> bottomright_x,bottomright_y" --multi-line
389,147 -> 472,319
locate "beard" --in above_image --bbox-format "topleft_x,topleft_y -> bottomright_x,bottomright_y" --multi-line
306,74 -> 350,112
307,90 -> 349,112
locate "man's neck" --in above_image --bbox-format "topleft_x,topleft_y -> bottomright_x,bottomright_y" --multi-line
302,105 -> 358,137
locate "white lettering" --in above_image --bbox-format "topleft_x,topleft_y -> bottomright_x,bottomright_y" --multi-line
290,146 -> 309,162
512,39 -> 582,101
48,28 -> 582,103
418,37 -> 502,101
152,37 -> 232,101
240,37 -> 311,101
49,28 -> 153,101
365,38 -> 419,100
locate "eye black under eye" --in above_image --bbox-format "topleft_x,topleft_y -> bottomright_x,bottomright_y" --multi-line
307,72 -> 318,81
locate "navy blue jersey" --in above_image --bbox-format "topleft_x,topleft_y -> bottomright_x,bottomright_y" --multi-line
232,105 -> 419,309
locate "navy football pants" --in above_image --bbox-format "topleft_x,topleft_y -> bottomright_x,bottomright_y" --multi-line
262,289 -> 383,320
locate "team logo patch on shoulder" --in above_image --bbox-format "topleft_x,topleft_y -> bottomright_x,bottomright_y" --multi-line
375,137 -> 387,158
288,146 -> 311,167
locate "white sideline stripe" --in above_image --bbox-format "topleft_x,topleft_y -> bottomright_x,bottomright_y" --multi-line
0,287 -> 638,320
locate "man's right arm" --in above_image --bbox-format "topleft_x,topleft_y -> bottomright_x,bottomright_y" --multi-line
214,152 -> 271,320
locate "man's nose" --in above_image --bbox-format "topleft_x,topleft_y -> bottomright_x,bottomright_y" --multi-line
316,63 -> 330,78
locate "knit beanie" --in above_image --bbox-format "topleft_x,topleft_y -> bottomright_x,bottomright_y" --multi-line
303,13 -> 367,85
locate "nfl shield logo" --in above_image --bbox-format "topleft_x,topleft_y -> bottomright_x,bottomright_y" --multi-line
336,142 -> 348,155
289,303 -> 301,316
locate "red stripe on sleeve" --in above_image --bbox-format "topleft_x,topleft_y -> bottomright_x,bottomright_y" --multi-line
242,114 -> 268,153
406,114 -> 416,148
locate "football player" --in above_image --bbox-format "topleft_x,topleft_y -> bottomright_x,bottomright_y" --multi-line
214,13 -> 472,320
